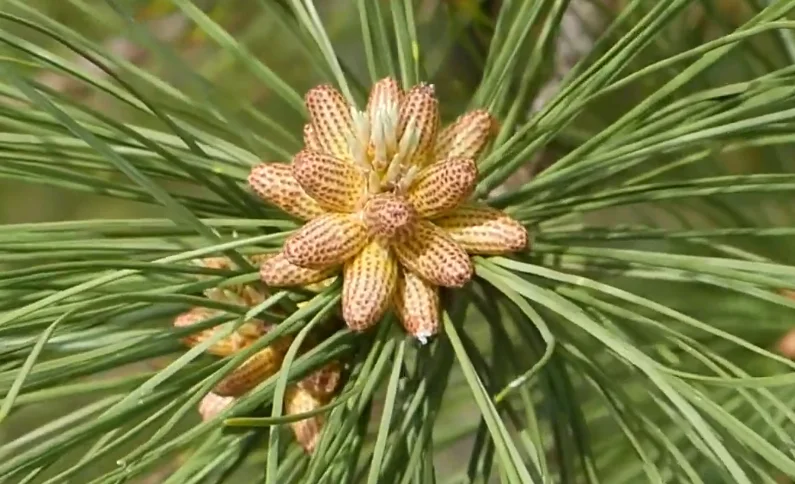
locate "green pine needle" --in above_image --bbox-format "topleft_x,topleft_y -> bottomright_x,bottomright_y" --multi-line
2,0 -> 795,482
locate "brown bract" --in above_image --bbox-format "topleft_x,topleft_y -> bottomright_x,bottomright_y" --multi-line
249,77 -> 529,342
174,257 -> 342,453
777,289 -> 795,359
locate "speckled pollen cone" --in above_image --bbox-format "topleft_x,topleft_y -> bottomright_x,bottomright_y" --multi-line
259,252 -> 337,287
198,392 -> 235,421
284,386 -> 326,454
173,307 -> 266,356
193,256 -> 254,305
297,360 -> 343,399
434,205 -> 528,255
175,256 -> 275,355
282,213 -> 368,269
196,364 -> 343,455
212,334 -> 293,397
248,163 -> 325,221
174,267 -> 344,454
394,270 -> 439,343
283,361 -> 344,453
343,239 -> 398,331
249,77 -> 529,342
173,306 -> 293,397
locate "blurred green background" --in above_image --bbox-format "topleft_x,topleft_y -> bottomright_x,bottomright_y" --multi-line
0,1 -> 482,481
3,0 -> 795,482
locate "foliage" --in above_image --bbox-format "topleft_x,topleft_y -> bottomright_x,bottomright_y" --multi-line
2,0 -> 795,482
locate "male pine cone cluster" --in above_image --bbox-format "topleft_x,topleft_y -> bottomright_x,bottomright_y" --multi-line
174,256 -> 341,454
173,79 -> 530,452
249,77 -> 528,342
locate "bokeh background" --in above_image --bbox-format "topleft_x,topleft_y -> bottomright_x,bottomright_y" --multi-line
3,0 -> 795,482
